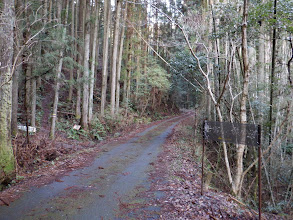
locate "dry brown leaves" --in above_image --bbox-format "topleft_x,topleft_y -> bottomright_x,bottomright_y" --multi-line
12,133 -> 81,175
144,117 -> 285,220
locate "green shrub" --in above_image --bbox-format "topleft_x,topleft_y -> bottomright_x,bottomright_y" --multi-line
89,117 -> 106,140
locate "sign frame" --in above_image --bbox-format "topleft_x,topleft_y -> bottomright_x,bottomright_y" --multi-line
201,120 -> 262,219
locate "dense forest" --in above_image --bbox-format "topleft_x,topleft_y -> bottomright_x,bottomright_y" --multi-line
0,0 -> 292,216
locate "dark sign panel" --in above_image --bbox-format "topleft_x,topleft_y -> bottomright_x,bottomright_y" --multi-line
203,121 -> 259,146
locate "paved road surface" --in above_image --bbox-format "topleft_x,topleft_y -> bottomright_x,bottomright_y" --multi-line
0,114 -> 190,220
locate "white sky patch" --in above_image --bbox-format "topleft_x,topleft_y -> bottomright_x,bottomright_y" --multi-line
110,0 -> 170,9
164,0 -> 170,9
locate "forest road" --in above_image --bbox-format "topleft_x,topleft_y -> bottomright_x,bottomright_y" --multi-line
0,112 -> 192,220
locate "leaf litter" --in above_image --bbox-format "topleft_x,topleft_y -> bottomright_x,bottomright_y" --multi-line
119,116 -> 285,220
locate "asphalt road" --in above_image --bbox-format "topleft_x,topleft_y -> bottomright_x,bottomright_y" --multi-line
0,113 -> 190,220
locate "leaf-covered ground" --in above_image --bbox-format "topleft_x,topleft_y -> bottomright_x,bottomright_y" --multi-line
119,116 -> 286,220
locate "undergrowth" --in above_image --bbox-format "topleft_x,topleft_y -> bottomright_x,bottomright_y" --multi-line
56,107 -> 166,141
172,115 -> 291,218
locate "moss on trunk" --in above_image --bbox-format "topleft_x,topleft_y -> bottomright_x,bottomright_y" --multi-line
0,0 -> 16,186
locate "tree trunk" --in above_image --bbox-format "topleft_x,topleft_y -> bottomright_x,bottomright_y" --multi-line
11,61 -> 20,136
75,0 -> 85,120
124,3 -> 133,111
135,5 -> 142,103
234,0 -> 250,197
68,0 -> 75,102
89,0 -> 100,123
100,0 -> 111,116
25,61 -> 32,125
0,0 -> 16,185
269,0 -> 278,145
11,0 -> 22,136
50,0 -> 69,139
258,21 -> 265,104
126,41 -> 132,110
110,0 -> 122,116
31,78 -> 37,127
115,2 -> 128,114
81,0 -> 91,129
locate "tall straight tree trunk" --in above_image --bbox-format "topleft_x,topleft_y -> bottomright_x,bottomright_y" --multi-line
258,19 -> 266,113
22,0 -> 32,133
124,3 -> 133,110
115,2 -> 128,114
74,0 -> 79,109
100,0 -> 111,116
31,78 -> 37,127
269,0 -> 278,144
135,6 -> 142,103
76,0 -> 85,119
30,47 -> 37,128
95,9 -> 102,83
50,0 -> 69,139
234,0 -> 250,197
81,0 -> 91,129
11,55 -> 20,136
89,0 -> 100,123
126,42 -> 132,109
68,0 -> 75,102
25,62 -> 32,123
11,0 -> 22,136
0,0 -> 16,185
135,54 -> 141,103
110,0 -> 122,116
123,71 -> 127,105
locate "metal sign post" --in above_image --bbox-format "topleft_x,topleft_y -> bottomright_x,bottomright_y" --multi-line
202,121 -> 262,219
